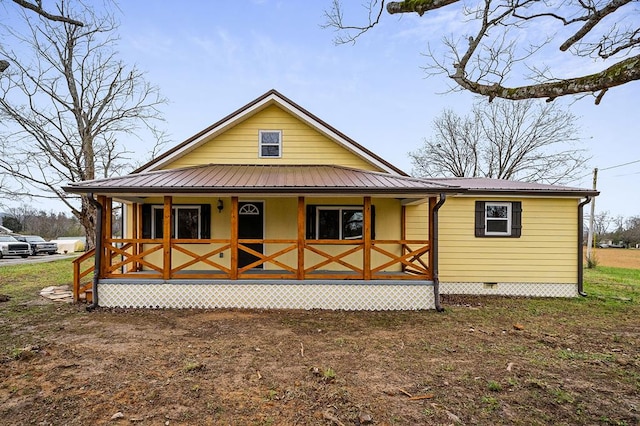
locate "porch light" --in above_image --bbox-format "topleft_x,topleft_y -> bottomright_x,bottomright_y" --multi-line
217,199 -> 224,213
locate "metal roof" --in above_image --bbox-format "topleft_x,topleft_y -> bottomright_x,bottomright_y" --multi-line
64,166 -> 598,198
428,177 -> 599,196
63,164 -> 457,196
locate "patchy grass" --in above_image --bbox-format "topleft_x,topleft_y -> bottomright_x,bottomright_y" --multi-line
0,258 -> 638,425
0,259 -> 73,303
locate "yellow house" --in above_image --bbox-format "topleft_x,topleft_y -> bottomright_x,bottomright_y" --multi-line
64,90 -> 597,310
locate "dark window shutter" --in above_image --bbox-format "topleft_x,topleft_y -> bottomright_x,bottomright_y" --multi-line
201,204 -> 211,239
370,204 -> 376,239
306,204 -> 316,239
142,204 -> 152,238
511,201 -> 522,238
475,201 -> 486,237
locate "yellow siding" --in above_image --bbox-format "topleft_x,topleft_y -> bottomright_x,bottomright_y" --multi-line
439,197 -> 579,283
266,197 -> 403,271
141,197 -> 403,272
163,105 -> 383,171
404,203 -> 430,240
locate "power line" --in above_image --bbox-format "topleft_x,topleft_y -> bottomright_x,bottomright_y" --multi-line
600,159 -> 640,171
569,159 -> 640,183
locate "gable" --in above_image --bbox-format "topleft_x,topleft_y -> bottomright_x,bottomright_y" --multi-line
161,104 -> 384,172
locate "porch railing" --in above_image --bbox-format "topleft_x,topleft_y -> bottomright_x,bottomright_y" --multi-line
73,238 -> 432,301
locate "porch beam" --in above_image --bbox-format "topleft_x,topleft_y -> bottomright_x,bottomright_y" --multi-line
230,197 -> 239,280
363,196 -> 371,280
163,196 -> 172,280
297,196 -> 305,280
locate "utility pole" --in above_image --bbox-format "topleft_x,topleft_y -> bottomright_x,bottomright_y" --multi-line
586,168 -> 598,266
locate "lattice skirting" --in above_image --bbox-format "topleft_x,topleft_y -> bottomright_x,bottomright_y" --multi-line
439,282 -> 578,297
97,281 -> 436,310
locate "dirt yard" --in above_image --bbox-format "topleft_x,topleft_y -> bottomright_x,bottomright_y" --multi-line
1,253 -> 639,425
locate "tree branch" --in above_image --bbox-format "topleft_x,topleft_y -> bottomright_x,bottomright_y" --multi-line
452,54 -> 640,102
559,0 -> 632,52
11,0 -> 84,26
387,0 -> 460,15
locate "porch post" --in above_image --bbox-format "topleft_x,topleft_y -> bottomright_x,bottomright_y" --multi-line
104,197 -> 113,275
363,196 -> 372,280
297,196 -> 305,280
230,196 -> 239,280
97,196 -> 108,278
131,203 -> 140,272
163,196 -> 172,280
401,204 -> 407,273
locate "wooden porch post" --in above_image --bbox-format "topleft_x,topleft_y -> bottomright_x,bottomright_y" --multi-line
230,196 -> 239,280
104,197 -> 113,275
163,196 -> 172,280
428,197 -> 436,277
297,196 -> 305,280
130,203 -> 139,272
363,196 -> 372,280
401,204 -> 407,273
95,196 -> 107,278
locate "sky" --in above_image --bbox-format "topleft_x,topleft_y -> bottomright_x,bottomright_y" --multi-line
4,0 -> 640,219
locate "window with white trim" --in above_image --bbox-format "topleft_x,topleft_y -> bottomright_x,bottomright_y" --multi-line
259,130 -> 282,158
475,201 -> 522,238
317,207 -> 363,240
151,205 -> 202,239
485,202 -> 511,235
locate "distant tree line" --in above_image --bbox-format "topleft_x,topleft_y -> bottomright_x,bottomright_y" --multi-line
1,203 -> 123,240
586,212 -> 640,248
1,205 -> 84,240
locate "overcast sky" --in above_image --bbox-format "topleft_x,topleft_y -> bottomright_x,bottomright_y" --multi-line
6,0 -> 640,219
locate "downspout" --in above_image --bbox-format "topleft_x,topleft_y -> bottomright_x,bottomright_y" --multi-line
577,196 -> 592,297
433,193 -> 447,312
86,193 -> 103,311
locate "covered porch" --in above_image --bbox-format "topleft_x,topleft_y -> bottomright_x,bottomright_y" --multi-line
66,164 -> 453,310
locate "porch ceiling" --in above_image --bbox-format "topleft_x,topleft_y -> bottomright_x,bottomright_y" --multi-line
63,164 -> 459,197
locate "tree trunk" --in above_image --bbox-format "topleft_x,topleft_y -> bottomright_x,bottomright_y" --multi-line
76,195 -> 98,251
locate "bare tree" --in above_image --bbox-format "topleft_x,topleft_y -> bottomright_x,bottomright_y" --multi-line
409,98 -> 588,184
0,0 -> 166,249
1,0 -> 84,73
324,0 -> 640,103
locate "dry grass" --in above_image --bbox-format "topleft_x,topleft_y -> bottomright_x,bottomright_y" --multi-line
585,247 -> 640,269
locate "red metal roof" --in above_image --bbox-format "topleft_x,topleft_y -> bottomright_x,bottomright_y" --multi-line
64,164 -> 456,196
427,177 -> 599,196
64,165 -> 598,198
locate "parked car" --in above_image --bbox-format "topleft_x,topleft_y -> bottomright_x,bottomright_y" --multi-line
12,235 -> 58,256
0,235 -> 30,258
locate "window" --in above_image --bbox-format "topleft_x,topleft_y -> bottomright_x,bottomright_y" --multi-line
141,204 -> 211,239
475,201 -> 522,238
306,205 -> 375,240
259,130 -> 282,158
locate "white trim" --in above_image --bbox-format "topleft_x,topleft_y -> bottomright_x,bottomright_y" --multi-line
258,130 -> 282,158
484,202 -> 511,236
151,205 -> 202,239
139,93 -> 401,175
315,206 -> 363,240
